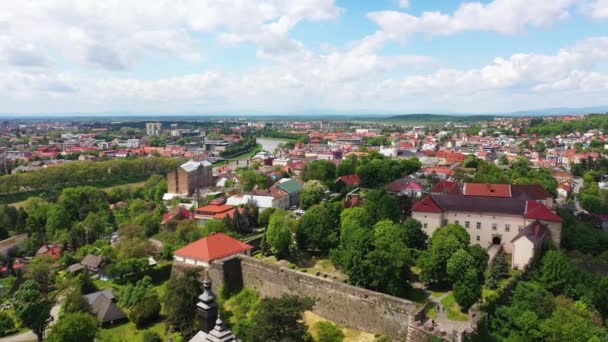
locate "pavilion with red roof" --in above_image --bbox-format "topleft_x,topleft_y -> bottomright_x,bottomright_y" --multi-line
173,233 -> 254,267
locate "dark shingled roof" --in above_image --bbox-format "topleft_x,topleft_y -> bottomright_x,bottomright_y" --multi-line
430,194 -> 527,215
86,291 -> 126,323
511,184 -> 551,201
511,220 -> 547,245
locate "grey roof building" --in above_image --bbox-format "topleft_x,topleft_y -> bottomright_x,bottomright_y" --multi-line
85,290 -> 127,325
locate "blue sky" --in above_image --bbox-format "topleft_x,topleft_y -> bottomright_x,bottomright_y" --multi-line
0,0 -> 607,115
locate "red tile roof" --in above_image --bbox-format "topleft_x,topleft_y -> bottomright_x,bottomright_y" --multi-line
162,206 -> 195,224
524,201 -> 562,222
463,183 -> 511,197
411,196 -> 442,213
430,180 -> 462,195
173,233 -> 253,262
36,244 -> 62,260
337,174 -> 360,187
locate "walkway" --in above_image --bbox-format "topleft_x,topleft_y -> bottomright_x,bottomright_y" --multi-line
432,293 -> 471,334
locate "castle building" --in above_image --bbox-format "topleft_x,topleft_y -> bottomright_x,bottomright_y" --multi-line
412,182 -> 562,269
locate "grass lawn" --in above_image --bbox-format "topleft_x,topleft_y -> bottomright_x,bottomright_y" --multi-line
440,294 -> 469,321
424,302 -> 438,319
303,311 -> 377,342
97,320 -> 178,342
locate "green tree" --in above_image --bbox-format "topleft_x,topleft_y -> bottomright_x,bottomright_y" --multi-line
539,297 -> 608,342
300,180 -> 327,209
243,295 -> 314,342
14,280 -> 52,342
332,208 -> 373,287
418,224 -> 469,285
28,255 -> 55,294
63,289 -> 91,315
163,269 -> 201,336
296,203 -> 339,253
258,207 -> 277,227
453,269 -> 481,311
541,250 -> 576,294
446,249 -> 475,284
467,244 -> 490,282
266,210 -> 296,258
402,218 -> 428,250
486,253 -> 509,289
129,294 -> 161,328
45,204 -> 71,240
314,321 -> 344,342
303,160 -> 336,185
336,155 -> 358,177
362,189 -> 400,223
46,312 -> 99,342
109,258 -> 149,285
364,220 -> 413,296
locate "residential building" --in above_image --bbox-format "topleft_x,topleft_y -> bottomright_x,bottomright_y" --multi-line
173,233 -> 253,268
167,159 -> 213,196
274,178 -> 303,208
145,122 -> 162,136
84,290 -> 127,326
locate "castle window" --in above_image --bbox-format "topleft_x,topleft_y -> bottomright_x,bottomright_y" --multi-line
465,221 -> 470,228
492,223 -> 497,231
476,235 -> 480,241
505,224 -> 510,232
476,222 -> 481,229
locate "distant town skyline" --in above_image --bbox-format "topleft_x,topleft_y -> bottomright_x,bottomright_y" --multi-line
1,0 -> 607,114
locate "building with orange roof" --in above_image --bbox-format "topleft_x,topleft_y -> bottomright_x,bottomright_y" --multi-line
173,233 -> 253,267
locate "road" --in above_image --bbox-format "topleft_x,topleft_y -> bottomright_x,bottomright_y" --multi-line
0,299 -> 62,342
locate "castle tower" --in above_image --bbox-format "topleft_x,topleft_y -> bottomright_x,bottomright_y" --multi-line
197,274 -> 218,334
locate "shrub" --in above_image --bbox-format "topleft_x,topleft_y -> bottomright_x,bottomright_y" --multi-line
129,294 -> 161,328
314,321 -> 344,342
0,312 -> 15,337
142,330 -> 162,342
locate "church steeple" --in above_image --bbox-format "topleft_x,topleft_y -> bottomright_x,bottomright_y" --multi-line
197,273 -> 218,334
205,314 -> 239,342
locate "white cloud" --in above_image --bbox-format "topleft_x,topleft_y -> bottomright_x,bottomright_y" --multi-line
398,0 -> 410,8
0,0 -> 342,70
1,37 -> 607,114
367,0 -> 576,44
588,0 -> 608,18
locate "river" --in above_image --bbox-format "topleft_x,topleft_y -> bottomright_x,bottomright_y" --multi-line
220,137 -> 289,169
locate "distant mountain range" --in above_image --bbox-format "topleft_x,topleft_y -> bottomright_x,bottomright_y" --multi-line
503,106 -> 608,116
0,105 -> 607,120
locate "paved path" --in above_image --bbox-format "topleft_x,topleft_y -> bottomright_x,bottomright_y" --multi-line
426,292 -> 471,335
0,299 -> 62,342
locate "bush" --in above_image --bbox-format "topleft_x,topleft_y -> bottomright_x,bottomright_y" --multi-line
142,330 -> 162,342
129,294 -> 161,328
0,312 -> 15,337
314,321 -> 344,342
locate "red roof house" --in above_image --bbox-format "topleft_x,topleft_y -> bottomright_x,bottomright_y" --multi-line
36,244 -> 63,260
162,206 -> 195,224
173,233 -> 254,267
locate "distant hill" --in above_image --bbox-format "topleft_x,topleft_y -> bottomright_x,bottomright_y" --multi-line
504,106 -> 608,116
383,114 -> 496,123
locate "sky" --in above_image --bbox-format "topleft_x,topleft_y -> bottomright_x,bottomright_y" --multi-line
1,0 -> 608,115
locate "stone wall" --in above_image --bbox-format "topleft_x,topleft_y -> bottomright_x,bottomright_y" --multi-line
222,255 -> 418,340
